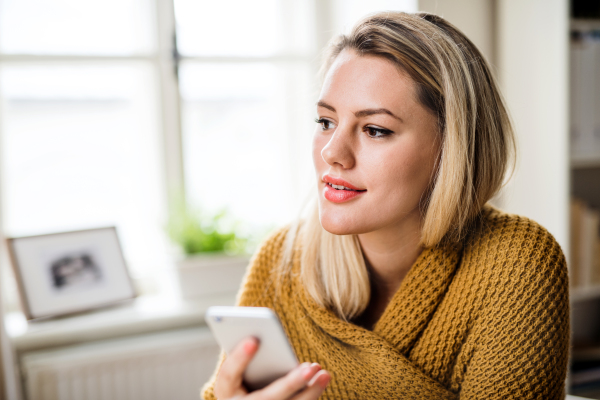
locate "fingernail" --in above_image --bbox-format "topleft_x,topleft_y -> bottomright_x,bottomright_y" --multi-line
301,364 -> 313,379
243,338 -> 257,354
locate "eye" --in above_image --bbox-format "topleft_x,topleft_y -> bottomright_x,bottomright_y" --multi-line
315,118 -> 336,131
365,125 -> 393,138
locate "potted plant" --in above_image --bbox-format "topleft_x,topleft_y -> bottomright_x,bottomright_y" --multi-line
167,203 -> 250,299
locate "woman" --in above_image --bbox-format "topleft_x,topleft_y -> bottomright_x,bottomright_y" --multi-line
203,12 -> 569,400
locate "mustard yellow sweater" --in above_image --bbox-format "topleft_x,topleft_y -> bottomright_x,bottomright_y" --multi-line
202,206 -> 570,399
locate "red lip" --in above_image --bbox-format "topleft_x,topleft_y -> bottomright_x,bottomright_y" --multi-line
322,175 -> 366,203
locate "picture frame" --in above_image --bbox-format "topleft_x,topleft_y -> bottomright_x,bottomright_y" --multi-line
7,227 -> 136,320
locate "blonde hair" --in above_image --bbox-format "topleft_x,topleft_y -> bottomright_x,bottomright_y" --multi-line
282,12 -> 516,320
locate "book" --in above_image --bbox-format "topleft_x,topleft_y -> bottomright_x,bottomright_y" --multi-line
571,198 -> 600,288
583,206 -> 600,285
571,198 -> 585,286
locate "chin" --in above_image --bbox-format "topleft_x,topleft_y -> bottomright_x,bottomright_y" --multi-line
320,221 -> 354,236
318,207 -> 367,236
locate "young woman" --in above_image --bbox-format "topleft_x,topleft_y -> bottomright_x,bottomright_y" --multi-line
203,12 -> 569,400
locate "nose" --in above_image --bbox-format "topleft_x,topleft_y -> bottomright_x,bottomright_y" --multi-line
321,125 -> 356,169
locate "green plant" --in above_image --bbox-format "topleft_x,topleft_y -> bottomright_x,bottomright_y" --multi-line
167,202 -> 246,256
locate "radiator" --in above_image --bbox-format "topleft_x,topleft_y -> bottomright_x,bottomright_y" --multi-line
20,327 -> 221,400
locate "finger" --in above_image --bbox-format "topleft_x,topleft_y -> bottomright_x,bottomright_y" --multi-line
214,337 -> 259,398
248,362 -> 318,400
306,367 -> 325,387
291,370 -> 331,400
310,363 -> 322,373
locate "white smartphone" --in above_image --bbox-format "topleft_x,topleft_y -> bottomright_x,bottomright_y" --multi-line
205,306 -> 299,391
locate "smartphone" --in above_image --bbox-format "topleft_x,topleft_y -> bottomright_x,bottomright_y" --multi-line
205,306 -> 299,391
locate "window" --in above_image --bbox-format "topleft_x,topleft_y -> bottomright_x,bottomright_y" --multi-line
0,0 -> 167,297
0,0 -> 417,304
175,0 -> 316,230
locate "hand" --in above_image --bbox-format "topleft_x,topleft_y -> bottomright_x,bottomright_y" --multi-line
214,337 -> 331,400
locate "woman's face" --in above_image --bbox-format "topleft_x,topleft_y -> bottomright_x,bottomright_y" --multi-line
313,49 -> 441,236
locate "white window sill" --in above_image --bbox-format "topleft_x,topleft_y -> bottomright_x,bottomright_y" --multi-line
4,293 -> 236,353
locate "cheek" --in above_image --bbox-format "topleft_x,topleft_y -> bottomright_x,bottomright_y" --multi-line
373,141 -> 439,201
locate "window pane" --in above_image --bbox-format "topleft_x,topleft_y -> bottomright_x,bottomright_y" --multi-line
180,62 -> 314,230
0,63 -> 168,285
174,0 -> 314,57
0,0 -> 155,55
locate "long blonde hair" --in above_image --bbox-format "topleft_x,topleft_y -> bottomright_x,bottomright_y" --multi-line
282,12 -> 516,320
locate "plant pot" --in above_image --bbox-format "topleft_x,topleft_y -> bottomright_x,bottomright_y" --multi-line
175,253 -> 250,299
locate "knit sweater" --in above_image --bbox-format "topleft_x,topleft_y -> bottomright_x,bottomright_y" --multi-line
202,205 -> 570,399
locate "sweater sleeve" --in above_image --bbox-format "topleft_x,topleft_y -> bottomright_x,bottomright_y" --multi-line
459,221 -> 570,399
201,227 -> 289,400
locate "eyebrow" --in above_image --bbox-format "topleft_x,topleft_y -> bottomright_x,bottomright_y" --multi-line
317,101 -> 336,113
317,101 -> 403,123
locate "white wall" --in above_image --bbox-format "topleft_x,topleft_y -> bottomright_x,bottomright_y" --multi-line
418,0 -> 495,64
496,0 -> 570,252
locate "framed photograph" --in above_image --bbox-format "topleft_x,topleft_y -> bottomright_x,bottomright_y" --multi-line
7,227 -> 136,320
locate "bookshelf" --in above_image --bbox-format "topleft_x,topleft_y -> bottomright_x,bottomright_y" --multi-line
570,13 -> 600,299
569,2 -> 600,397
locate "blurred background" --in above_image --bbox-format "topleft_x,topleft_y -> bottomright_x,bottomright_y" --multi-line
0,0 -> 596,399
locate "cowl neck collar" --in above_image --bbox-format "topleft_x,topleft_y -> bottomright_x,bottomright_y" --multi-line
292,240 -> 463,398
295,240 -> 463,350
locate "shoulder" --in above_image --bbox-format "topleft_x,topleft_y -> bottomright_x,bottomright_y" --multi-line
465,204 -> 568,300
457,206 -> 570,396
468,204 -> 565,266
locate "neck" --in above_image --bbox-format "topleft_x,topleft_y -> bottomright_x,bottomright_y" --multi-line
357,209 -> 423,299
